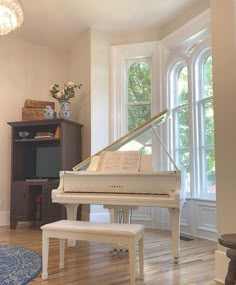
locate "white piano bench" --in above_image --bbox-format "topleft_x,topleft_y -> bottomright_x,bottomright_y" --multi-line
41,220 -> 144,285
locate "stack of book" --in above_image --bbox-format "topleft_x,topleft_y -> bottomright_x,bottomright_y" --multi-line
34,132 -> 54,139
22,99 -> 55,121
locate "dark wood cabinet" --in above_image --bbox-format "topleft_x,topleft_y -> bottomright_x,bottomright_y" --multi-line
8,119 -> 83,229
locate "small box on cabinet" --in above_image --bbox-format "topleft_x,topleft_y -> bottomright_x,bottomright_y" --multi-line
22,107 -> 45,121
24,99 -> 55,110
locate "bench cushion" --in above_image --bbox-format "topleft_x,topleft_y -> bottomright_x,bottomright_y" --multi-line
41,220 -> 144,236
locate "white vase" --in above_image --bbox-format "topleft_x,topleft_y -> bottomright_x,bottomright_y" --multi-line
59,101 -> 70,119
43,105 -> 54,119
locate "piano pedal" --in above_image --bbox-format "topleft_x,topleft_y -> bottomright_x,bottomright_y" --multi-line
110,244 -> 129,255
173,257 -> 179,264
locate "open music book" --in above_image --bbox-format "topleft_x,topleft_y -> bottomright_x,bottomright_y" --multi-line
86,151 -> 153,173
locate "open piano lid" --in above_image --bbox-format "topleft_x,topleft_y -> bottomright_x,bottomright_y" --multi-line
73,109 -> 171,171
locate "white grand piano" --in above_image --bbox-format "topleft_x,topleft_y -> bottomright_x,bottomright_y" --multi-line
52,109 -> 185,263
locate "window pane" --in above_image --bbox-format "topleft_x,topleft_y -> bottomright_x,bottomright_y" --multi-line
128,104 -> 151,131
202,100 -> 214,146
200,98 -> 215,197
203,55 -> 213,98
176,107 -> 189,148
199,54 -> 215,198
128,62 -> 151,103
174,65 -> 190,194
127,62 -> 151,131
118,129 -> 152,154
177,66 -> 188,105
201,148 -> 216,195
176,149 -> 190,193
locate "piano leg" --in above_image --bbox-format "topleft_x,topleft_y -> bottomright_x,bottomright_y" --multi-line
168,207 -> 180,264
113,208 -> 130,224
65,204 -> 79,247
105,205 -> 137,224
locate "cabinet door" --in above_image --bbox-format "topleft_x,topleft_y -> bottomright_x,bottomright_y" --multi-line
42,183 -> 63,223
11,182 -> 27,220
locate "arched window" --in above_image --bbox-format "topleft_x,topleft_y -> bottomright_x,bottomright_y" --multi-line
169,50 -> 215,199
110,42 -> 160,145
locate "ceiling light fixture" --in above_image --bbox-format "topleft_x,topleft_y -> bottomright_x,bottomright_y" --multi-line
0,0 -> 23,35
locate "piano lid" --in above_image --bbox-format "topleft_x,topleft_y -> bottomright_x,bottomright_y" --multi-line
73,109 -> 172,171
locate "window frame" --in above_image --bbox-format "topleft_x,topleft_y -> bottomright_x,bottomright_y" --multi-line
110,42 -> 161,142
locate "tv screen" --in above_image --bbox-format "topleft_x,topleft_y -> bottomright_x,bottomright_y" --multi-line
36,146 -> 60,179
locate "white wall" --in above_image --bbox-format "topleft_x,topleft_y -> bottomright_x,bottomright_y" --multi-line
0,37 -> 67,225
69,29 -> 91,160
69,29 -> 112,222
211,0 -> 236,283
111,0 -> 210,46
159,0 -> 210,39
90,29 -> 111,222
111,29 -> 160,46
90,29 -> 111,154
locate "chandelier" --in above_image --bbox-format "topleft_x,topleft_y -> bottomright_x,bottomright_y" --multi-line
0,0 -> 23,35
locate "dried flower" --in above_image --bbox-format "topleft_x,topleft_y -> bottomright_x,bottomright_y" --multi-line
35,194 -> 42,204
49,81 -> 82,103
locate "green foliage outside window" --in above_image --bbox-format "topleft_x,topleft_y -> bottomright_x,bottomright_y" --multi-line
204,55 -> 213,98
128,62 -> 151,131
177,66 -> 188,105
176,67 -> 190,173
203,56 -> 215,192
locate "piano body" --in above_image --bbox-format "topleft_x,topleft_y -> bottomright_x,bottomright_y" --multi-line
52,109 -> 185,263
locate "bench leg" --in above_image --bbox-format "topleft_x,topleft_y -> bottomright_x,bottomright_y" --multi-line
129,239 -> 136,285
42,231 -> 49,280
59,239 -> 65,269
65,204 -> 78,247
138,237 -> 144,280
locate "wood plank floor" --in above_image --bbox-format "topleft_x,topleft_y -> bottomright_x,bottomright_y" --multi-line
0,224 -> 217,285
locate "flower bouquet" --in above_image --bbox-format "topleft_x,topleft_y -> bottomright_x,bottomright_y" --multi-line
49,81 -> 82,103
49,81 -> 82,119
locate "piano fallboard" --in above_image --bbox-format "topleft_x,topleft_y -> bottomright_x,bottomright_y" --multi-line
60,170 -> 181,196
51,191 -> 184,209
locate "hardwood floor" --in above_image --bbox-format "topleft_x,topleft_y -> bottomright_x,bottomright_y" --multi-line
0,224 -> 217,285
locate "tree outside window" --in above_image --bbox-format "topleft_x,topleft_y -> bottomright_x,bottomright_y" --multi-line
127,62 -> 151,131
126,62 -> 152,154
173,66 -> 190,193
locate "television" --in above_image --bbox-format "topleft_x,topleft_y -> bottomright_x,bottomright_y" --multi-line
35,146 -> 60,180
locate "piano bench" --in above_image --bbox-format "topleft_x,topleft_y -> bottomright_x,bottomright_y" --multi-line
41,220 -> 144,285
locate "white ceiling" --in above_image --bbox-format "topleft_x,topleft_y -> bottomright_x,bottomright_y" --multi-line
8,0 -> 204,49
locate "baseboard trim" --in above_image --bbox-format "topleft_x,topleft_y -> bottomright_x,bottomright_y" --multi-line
215,279 -> 224,285
89,212 -> 110,223
215,249 -> 228,284
0,211 -> 10,226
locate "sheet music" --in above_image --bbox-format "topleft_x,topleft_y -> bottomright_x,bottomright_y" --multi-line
101,151 -> 141,172
86,156 -> 101,171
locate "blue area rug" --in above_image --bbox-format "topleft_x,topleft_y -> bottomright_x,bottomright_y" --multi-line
0,245 -> 41,285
